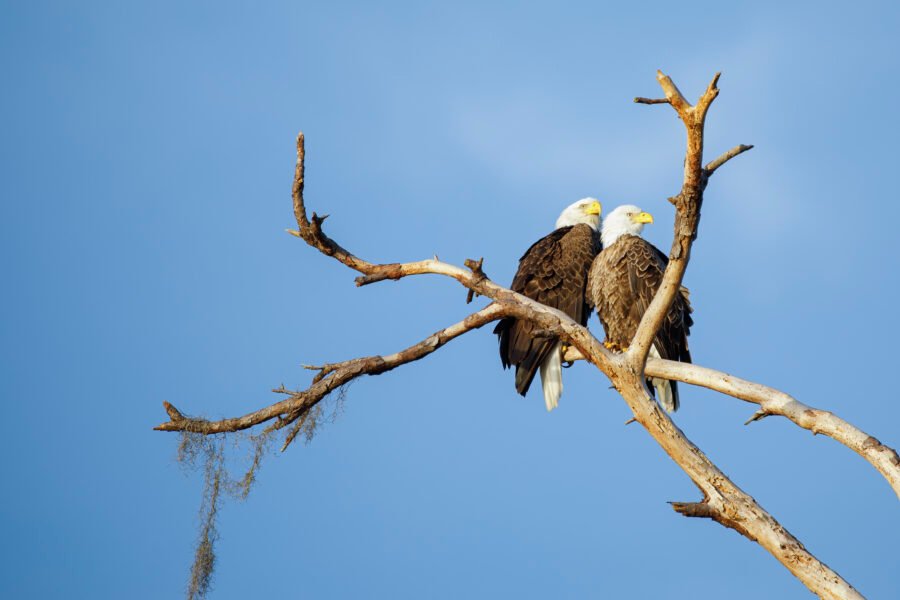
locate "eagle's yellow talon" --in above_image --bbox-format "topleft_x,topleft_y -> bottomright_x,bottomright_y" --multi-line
602,340 -> 628,353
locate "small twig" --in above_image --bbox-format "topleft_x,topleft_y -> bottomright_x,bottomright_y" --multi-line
292,133 -> 307,229
163,401 -> 184,422
634,97 -> 669,105
655,69 -> 692,114
670,501 -> 717,519
281,406 -> 314,451
744,409 -> 770,425
705,144 -> 754,177
464,257 -> 487,304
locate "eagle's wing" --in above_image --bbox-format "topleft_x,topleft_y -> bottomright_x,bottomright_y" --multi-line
627,240 -> 692,364
495,225 -> 599,395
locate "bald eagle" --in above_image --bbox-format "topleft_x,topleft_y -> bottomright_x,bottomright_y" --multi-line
588,205 -> 693,412
494,198 -> 602,411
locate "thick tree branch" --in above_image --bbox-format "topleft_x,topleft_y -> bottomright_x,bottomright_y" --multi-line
647,359 -> 900,500
620,71 -> 859,599
628,71 -> 737,366
612,369 -> 862,600
560,346 -> 900,499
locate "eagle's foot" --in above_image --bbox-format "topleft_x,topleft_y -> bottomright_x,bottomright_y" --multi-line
603,340 -> 627,353
560,343 -> 574,368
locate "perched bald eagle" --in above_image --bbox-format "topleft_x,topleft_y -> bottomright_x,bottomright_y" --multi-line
588,205 -> 693,412
494,198 -> 602,411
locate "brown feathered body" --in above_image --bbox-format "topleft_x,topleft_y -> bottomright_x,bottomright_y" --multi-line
494,223 -> 601,397
588,234 -> 692,410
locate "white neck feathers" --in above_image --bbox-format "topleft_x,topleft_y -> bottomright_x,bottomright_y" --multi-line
601,205 -> 646,247
601,220 -> 638,247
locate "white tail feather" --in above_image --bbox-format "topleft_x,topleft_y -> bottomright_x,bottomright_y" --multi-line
649,346 -> 677,412
652,377 -> 676,413
540,342 -> 563,412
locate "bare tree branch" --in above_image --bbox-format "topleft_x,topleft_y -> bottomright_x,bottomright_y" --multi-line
657,69 -> 695,114
609,366 -> 863,600
646,358 -> 900,500
705,143 -> 755,176
291,132 -> 307,230
154,279 -> 615,437
155,304 -> 509,435
283,133 -> 618,375
563,345 -> 900,500
633,97 -> 669,105
156,72 -> 899,600
603,70 -> 861,599
628,71 -> 735,366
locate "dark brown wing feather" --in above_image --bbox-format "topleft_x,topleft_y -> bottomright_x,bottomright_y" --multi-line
494,224 -> 601,395
588,235 -> 692,399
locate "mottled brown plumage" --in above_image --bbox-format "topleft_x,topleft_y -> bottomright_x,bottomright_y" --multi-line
494,223 -> 601,396
589,234 -> 692,409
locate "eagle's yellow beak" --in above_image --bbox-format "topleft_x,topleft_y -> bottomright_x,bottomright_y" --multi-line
633,211 -> 653,224
584,201 -> 602,216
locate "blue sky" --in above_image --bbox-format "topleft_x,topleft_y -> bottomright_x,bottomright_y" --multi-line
2,1 -> 899,598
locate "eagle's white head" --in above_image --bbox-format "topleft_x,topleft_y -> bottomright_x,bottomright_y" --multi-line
555,197 -> 602,231
601,204 -> 654,247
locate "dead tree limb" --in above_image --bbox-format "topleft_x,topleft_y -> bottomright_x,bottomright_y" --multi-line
648,358 -> 900,498
153,72 -> 900,600
627,71 -> 718,365
155,303 -> 509,436
613,71 -> 862,600
564,347 -> 900,501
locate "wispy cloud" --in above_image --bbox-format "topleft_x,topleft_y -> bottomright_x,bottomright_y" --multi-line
448,89 -> 678,189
